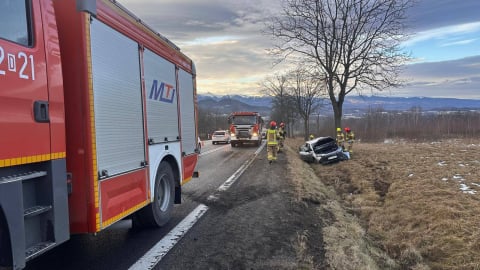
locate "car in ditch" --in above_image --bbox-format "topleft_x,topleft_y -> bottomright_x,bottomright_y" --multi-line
298,136 -> 349,164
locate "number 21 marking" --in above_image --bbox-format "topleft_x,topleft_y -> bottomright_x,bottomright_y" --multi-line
0,46 -> 35,80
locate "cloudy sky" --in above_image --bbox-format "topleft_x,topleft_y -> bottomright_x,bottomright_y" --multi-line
118,0 -> 480,99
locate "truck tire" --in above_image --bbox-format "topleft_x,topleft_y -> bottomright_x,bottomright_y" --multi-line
133,162 -> 175,228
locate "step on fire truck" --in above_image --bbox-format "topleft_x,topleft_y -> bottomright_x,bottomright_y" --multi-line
228,112 -> 264,147
0,1 -> 199,269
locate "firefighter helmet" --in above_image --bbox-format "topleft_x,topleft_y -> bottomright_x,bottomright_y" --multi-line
344,127 -> 351,133
309,134 -> 314,140
336,127 -> 341,132
270,121 -> 277,128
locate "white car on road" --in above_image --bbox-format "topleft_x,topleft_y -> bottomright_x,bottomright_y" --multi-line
212,130 -> 230,145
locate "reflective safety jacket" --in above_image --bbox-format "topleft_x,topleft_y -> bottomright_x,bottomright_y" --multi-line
267,129 -> 278,145
336,132 -> 345,144
278,127 -> 285,139
346,132 -> 355,142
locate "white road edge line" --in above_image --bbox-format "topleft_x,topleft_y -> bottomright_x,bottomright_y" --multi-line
208,141 -> 265,200
128,204 -> 209,270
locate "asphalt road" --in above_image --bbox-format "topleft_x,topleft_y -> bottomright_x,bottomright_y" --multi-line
24,141 -> 259,270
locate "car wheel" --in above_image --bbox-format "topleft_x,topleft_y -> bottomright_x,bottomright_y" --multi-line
133,162 -> 175,227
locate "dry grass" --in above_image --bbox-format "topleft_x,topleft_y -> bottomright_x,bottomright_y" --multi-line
285,142 -> 333,205
286,137 -> 480,270
294,230 -> 315,269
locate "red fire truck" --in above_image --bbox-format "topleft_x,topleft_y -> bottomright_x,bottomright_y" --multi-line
228,112 -> 264,147
0,1 -> 199,269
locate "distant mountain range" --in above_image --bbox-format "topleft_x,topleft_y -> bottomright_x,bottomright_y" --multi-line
198,93 -> 480,116
197,94 -> 272,116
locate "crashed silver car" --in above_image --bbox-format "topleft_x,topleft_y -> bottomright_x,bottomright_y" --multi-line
299,136 -> 349,164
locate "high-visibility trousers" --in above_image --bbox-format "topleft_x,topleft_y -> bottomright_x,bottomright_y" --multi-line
346,141 -> 354,153
267,144 -> 278,161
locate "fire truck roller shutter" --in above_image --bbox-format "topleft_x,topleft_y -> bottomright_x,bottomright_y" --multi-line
143,48 -> 179,144
179,69 -> 196,155
90,18 -> 146,177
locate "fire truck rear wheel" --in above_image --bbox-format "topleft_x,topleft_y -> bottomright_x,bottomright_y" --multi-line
133,162 -> 175,228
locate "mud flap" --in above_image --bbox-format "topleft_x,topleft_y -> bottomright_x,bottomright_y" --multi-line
175,185 -> 181,204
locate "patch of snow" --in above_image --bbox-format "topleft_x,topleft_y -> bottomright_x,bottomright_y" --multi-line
471,183 -> 480,187
408,173 -> 414,177
459,164 -> 465,167
453,174 -> 464,181
441,178 -> 448,181
437,161 -> 447,166
384,139 -> 394,144
460,183 -> 477,194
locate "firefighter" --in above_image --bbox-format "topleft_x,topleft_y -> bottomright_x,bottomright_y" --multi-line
336,127 -> 345,149
266,121 -> 279,163
344,127 -> 355,154
278,122 -> 286,151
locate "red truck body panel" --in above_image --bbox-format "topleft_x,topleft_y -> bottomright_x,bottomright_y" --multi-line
0,0 -> 65,165
0,1 -> 198,267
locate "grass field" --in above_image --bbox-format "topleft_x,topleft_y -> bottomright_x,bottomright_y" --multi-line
286,138 -> 480,270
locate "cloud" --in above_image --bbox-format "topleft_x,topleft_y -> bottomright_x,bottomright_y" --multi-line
118,0 -> 280,42
182,36 -> 287,95
404,22 -> 480,47
406,0 -> 480,31
441,39 -> 478,47
398,56 -> 480,98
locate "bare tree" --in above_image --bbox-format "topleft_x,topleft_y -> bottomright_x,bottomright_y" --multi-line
289,67 -> 326,139
261,73 -> 294,127
267,0 -> 412,129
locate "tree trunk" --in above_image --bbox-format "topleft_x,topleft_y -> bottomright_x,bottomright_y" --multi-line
332,100 -> 343,131
303,115 -> 309,140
